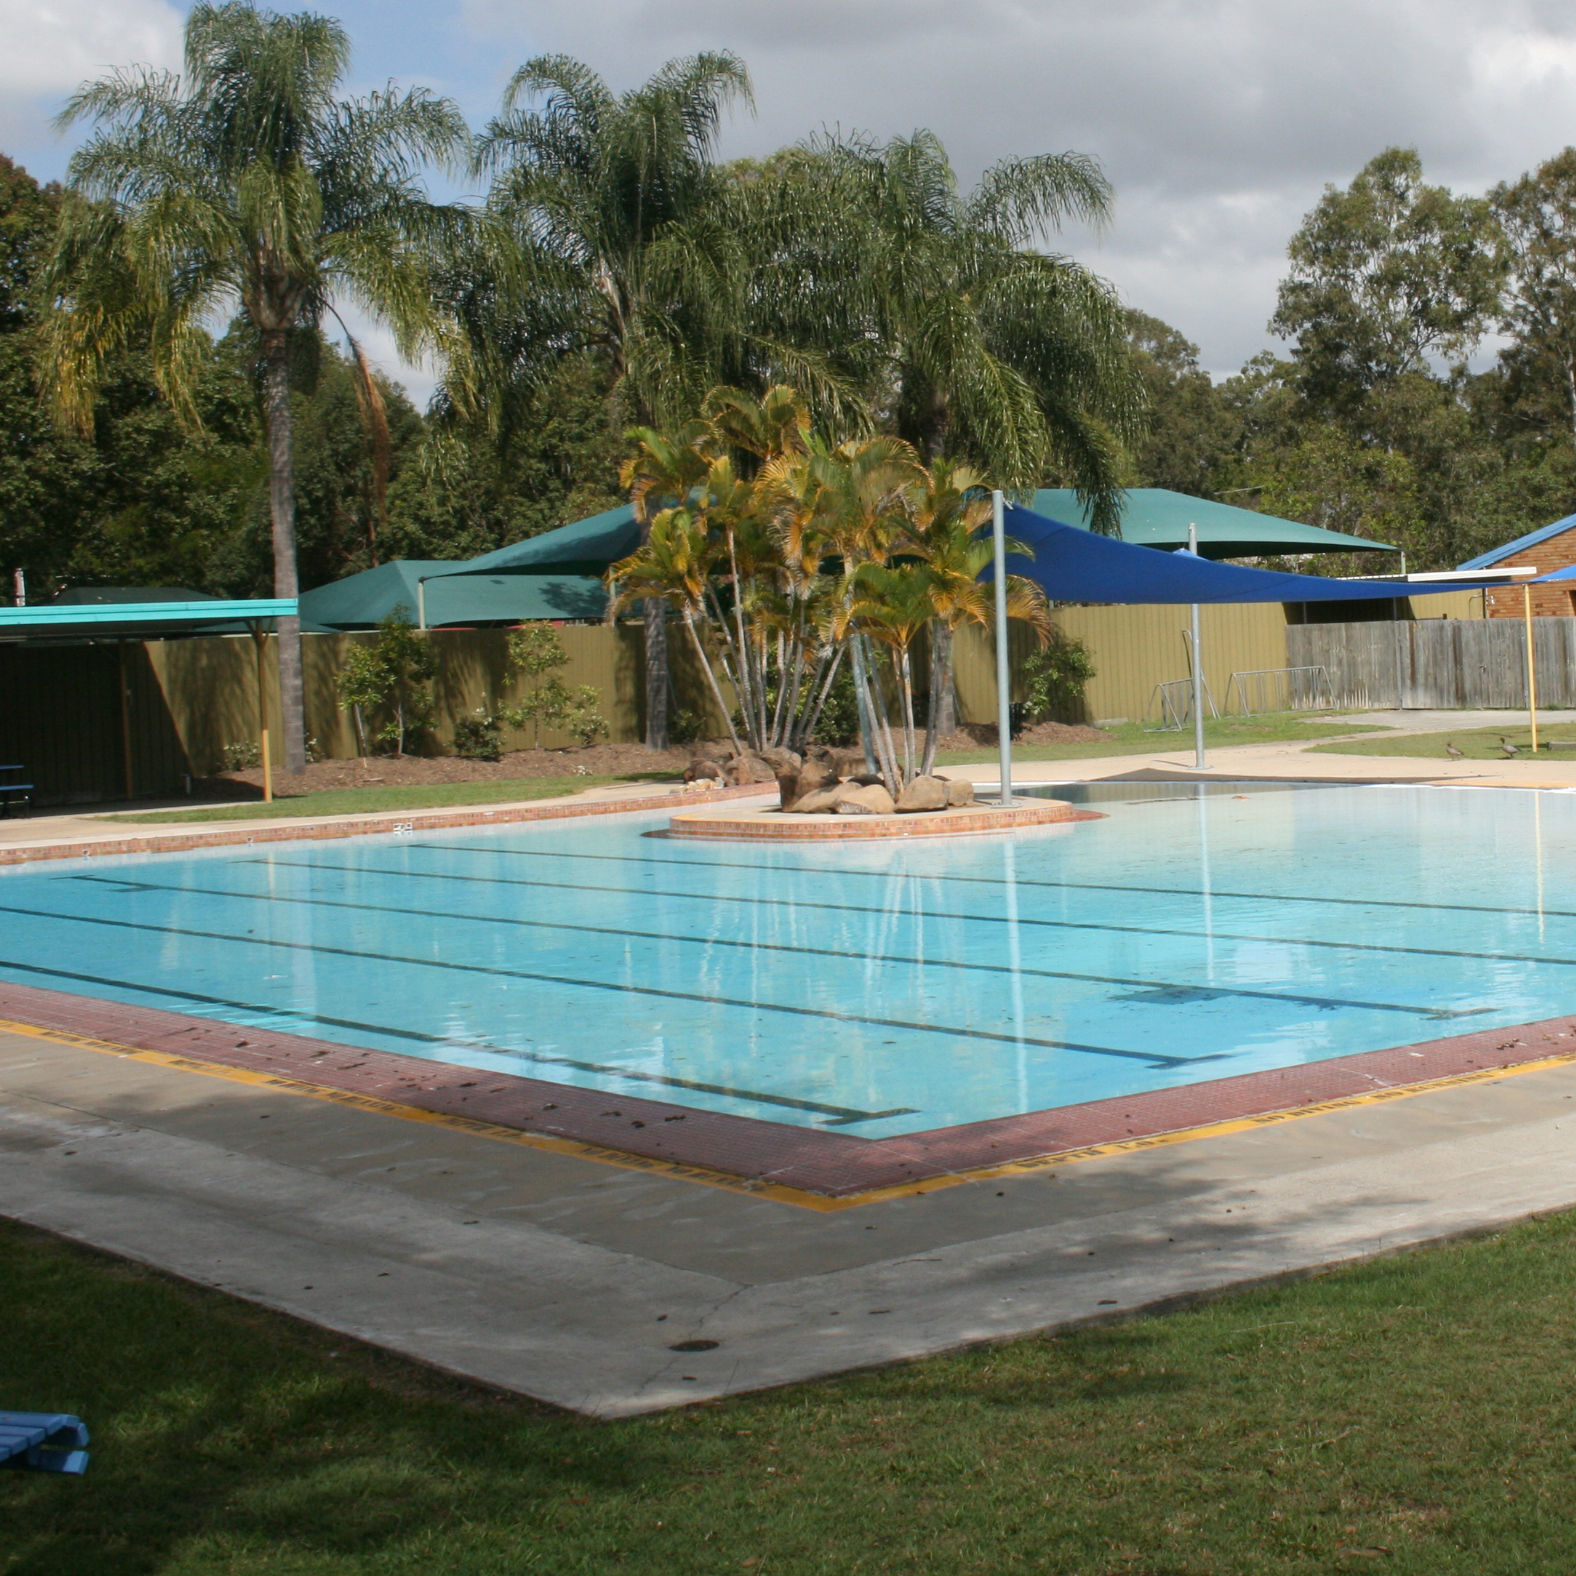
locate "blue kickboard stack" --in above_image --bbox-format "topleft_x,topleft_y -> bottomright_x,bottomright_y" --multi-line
0,1412 -> 90,1475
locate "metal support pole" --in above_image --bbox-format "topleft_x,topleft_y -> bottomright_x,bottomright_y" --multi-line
1524,581 -> 1540,752
417,577 -> 427,632
252,624 -> 273,803
1188,523 -> 1208,770
991,490 -> 1013,806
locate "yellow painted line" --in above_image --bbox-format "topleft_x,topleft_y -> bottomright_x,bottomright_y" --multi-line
5,1014 -> 1576,1211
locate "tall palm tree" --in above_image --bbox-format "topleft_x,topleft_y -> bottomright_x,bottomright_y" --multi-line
43,1 -> 467,772
472,52 -> 754,749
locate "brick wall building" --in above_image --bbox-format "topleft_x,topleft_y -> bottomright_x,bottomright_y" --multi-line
1462,515 -> 1576,617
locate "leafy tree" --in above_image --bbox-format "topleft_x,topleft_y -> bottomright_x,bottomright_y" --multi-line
1271,148 -> 1503,409
334,606 -> 436,755
1123,309 -> 1240,496
43,0 -> 468,772
1492,148 -> 1576,458
498,624 -> 608,748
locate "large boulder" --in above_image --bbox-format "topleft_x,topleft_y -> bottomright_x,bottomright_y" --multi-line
946,777 -> 976,807
794,757 -> 839,798
835,781 -> 896,816
684,758 -> 725,784
790,785 -> 843,814
724,753 -> 777,786
759,746 -> 802,773
775,765 -> 803,810
896,775 -> 949,813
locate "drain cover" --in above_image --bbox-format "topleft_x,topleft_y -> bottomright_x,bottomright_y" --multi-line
668,1339 -> 720,1352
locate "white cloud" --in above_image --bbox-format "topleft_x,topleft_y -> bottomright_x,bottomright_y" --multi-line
0,0 -> 184,147
460,0 -> 1576,370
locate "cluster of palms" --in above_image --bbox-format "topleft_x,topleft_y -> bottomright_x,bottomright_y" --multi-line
610,387 -> 1051,789
40,2 -> 1140,771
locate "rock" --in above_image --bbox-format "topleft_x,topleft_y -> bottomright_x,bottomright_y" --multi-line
775,766 -> 803,810
835,781 -> 896,816
684,758 -> 724,784
759,746 -> 802,772
896,775 -> 949,812
790,786 -> 843,814
724,753 -> 777,785
847,772 -> 888,789
794,757 -> 839,798
946,777 -> 976,807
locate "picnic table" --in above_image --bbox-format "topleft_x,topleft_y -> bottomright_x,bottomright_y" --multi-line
0,1412 -> 90,1474
0,764 -> 31,817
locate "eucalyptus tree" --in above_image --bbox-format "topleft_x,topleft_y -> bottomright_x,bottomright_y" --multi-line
42,1 -> 467,773
472,51 -> 755,749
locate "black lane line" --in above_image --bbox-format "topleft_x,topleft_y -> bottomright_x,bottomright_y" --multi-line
0,955 -> 910,1123
410,842 -> 1576,927
189,867 -> 1477,1023
251,853 -> 1576,976
0,901 -> 1205,1072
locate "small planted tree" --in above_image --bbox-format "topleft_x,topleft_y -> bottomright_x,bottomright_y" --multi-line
500,624 -> 608,748
336,607 -> 437,755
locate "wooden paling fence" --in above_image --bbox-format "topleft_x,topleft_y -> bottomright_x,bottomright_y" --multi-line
1288,618 -> 1576,710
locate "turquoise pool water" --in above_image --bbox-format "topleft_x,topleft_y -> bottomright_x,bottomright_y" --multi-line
1,781 -> 1572,1136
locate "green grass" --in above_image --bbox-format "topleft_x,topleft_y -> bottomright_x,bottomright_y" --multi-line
1309,725 -> 1576,761
934,711 -> 1388,767
8,1210 -> 1576,1574
98,773 -> 683,824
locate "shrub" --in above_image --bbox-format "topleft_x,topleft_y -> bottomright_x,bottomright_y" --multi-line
221,741 -> 261,771
1022,632 -> 1096,723
500,624 -> 609,748
453,709 -> 504,761
335,607 -> 437,756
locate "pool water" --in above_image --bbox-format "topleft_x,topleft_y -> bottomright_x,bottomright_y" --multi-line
2,781 -> 1573,1137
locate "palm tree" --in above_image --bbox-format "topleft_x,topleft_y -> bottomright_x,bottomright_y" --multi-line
472,52 -> 754,750
43,1 -> 467,773
736,131 -> 1143,527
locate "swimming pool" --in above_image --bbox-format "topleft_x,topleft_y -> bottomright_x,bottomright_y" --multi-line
1,781 -> 1571,1137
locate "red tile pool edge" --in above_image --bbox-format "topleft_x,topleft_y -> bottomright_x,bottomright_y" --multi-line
4,980 -> 1572,1198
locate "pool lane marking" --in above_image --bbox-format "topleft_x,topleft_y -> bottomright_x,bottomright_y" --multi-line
6,1011 -> 1575,1211
418,841 -> 1576,927
241,853 -> 1576,977
0,901 -> 1205,1072
81,870 -> 1478,1025
0,956 -> 909,1124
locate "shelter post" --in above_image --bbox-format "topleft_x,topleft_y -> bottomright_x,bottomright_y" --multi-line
992,491 -> 1013,806
1524,581 -> 1540,752
251,624 -> 273,804
1187,524 -> 1208,770
417,577 -> 427,632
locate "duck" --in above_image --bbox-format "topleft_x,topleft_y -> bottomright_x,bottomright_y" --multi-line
1499,736 -> 1521,758
1445,740 -> 1465,760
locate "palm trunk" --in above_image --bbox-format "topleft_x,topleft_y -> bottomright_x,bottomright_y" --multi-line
681,610 -> 744,754
262,329 -> 307,775
898,646 -> 917,787
921,634 -> 942,778
643,599 -> 669,750
931,621 -> 957,738
850,635 -> 880,776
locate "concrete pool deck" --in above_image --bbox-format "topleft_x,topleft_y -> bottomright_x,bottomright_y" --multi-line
6,1007 -> 1576,1417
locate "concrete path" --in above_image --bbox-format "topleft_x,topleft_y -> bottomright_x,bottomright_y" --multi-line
6,1021 -> 1576,1417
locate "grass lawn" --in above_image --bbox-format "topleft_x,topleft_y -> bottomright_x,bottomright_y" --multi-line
99,773 -> 683,824
1310,725 -> 1576,761
7,1210 -> 1576,1575
935,712 -> 1389,767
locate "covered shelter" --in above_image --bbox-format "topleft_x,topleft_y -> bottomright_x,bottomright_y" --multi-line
1030,488 -> 1400,561
298,560 -> 605,633
0,593 -> 295,803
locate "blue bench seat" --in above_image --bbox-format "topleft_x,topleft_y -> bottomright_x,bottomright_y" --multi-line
0,1412 -> 90,1474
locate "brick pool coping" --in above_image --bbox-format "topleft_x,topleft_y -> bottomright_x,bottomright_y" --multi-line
5,978 -> 1573,1200
0,780 -> 772,867
667,798 -> 1105,840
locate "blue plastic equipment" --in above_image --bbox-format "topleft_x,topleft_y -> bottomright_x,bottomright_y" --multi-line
0,1412 -> 90,1474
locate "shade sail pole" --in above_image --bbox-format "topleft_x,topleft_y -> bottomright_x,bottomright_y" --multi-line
1524,581 -> 1540,753
992,490 -> 1013,806
1188,523 -> 1208,770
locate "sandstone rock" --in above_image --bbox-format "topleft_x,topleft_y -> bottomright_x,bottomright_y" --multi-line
684,758 -> 724,784
790,786 -> 843,814
847,772 -> 888,789
835,781 -> 896,816
759,746 -> 802,772
946,777 -> 976,807
794,757 -> 839,799
775,766 -> 802,810
724,753 -> 777,785
896,775 -> 949,812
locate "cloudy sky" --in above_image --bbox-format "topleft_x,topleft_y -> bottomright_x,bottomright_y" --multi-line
10,0 -> 1576,400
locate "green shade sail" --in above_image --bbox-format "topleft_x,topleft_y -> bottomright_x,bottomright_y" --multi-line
438,505 -> 640,577
1032,489 -> 1398,560
299,560 -> 605,631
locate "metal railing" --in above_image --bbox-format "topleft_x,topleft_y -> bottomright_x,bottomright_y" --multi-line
1144,677 -> 1220,731
1224,665 -> 1334,717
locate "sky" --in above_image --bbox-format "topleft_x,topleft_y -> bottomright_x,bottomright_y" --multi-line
9,0 -> 1576,405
